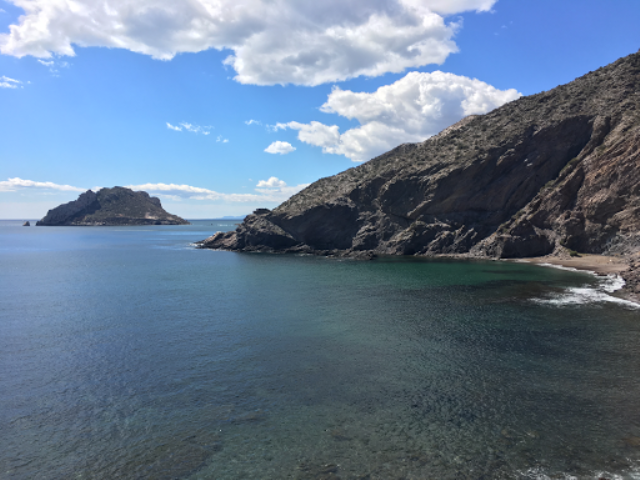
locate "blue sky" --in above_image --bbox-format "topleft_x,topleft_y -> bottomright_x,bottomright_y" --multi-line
1,0 -> 639,219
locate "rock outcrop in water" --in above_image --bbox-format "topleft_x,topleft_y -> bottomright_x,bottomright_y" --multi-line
37,187 -> 189,226
199,51 -> 640,268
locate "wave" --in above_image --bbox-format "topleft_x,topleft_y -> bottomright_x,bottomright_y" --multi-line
517,465 -> 640,480
531,264 -> 639,309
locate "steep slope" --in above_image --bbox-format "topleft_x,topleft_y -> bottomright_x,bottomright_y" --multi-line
200,51 -> 640,260
37,187 -> 190,226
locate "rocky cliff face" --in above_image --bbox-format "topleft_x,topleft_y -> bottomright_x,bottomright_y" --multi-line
37,187 -> 189,226
200,51 -> 640,262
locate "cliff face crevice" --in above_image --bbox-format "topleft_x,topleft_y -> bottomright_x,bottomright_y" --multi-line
200,51 -> 640,262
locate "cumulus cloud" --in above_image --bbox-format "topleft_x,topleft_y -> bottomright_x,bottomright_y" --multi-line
166,122 -> 212,134
264,141 -> 296,155
245,119 -> 261,126
254,177 -> 309,197
256,177 -> 287,189
0,177 -> 84,192
278,71 -> 521,162
0,0 -> 497,86
0,75 -> 22,88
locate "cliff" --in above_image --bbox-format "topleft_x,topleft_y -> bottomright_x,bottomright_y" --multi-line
199,51 -> 640,287
37,187 -> 190,226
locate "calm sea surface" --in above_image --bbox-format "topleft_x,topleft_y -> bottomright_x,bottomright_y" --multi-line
2,220 -> 640,479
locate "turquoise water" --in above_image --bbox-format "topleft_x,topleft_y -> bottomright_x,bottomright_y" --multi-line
1,220 -> 640,479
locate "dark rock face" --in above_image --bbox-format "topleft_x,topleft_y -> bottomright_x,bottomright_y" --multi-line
36,187 -> 190,226
200,51 -> 640,261
23,221 -> 30,226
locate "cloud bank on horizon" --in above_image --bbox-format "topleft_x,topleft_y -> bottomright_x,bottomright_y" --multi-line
0,0 -> 496,86
0,177 -> 309,205
127,179 -> 309,203
0,177 -> 85,192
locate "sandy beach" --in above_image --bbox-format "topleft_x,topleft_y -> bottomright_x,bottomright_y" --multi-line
515,253 -> 629,276
516,253 -> 640,304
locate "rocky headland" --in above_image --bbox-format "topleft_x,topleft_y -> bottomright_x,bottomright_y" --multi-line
37,187 -> 189,226
199,51 -> 640,300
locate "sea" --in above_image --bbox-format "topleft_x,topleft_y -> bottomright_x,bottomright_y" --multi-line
1,220 -> 640,480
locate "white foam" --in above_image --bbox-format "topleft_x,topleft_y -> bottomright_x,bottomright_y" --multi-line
535,261 -> 597,275
516,467 -> 577,480
535,287 -> 640,309
601,274 -> 626,293
530,264 -> 639,309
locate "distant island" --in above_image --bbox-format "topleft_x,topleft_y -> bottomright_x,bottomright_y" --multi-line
37,187 -> 189,226
199,50 -> 640,300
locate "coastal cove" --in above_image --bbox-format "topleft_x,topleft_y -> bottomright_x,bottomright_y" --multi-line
2,221 -> 640,479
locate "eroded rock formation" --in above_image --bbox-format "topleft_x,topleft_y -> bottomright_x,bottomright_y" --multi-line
37,187 -> 189,226
200,51 -> 640,264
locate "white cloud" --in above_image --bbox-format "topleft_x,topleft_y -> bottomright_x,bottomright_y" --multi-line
37,58 -> 69,75
279,70 -> 521,162
0,0 -> 497,86
216,135 -> 228,143
256,177 -> 287,189
417,0 -> 495,15
0,75 -> 22,88
264,141 -> 296,155
1,176 -> 307,205
128,179 -> 309,203
254,177 -> 309,197
0,177 -> 85,192
166,122 -> 212,134
245,119 -> 261,126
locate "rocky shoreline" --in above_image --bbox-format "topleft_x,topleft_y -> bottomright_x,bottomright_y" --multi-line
199,51 -> 640,304
197,232 -> 640,304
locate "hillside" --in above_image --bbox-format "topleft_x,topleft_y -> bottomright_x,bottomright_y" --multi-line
37,187 -> 189,226
199,51 -> 640,292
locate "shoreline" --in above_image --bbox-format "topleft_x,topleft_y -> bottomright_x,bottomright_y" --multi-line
514,253 -> 629,276
514,253 -> 640,305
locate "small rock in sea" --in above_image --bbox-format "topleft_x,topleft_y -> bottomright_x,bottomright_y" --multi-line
622,436 -> 640,447
23,221 -> 30,226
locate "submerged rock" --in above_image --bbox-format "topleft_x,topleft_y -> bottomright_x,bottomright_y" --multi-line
36,187 -> 189,226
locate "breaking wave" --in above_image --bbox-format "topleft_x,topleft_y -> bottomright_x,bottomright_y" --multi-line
532,264 -> 639,309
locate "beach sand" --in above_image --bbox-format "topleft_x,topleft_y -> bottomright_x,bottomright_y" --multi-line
516,253 -> 640,304
516,253 -> 629,276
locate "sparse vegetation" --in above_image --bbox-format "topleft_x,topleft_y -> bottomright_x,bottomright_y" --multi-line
560,157 -> 579,175
542,179 -> 556,191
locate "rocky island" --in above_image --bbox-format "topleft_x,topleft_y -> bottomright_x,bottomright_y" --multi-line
37,187 -> 189,226
199,51 -> 640,299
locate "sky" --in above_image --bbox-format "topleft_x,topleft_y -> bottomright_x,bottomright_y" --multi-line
1,0 -> 639,219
